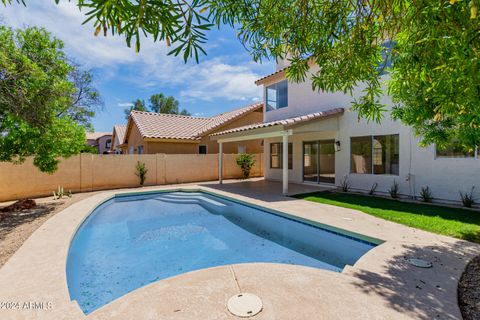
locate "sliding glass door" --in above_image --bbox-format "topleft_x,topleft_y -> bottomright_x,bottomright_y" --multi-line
303,140 -> 335,184
303,142 -> 319,182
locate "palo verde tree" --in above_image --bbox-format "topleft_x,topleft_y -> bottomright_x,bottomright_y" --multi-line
3,0 -> 480,151
0,25 -> 100,172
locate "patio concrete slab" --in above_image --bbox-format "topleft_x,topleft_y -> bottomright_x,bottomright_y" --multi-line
0,179 -> 478,320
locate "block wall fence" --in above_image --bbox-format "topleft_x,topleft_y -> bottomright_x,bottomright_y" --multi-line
0,153 -> 263,202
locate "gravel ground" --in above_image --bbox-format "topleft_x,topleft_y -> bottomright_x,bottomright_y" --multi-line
0,192 -> 99,268
458,255 -> 480,320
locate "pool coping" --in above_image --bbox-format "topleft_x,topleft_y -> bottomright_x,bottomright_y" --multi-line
0,182 -> 479,320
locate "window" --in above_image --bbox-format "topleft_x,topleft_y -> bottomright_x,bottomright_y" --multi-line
351,134 -> 399,175
351,136 -> 372,174
138,145 -> 144,154
436,140 -> 476,158
270,142 -> 293,169
373,135 -> 399,175
199,145 -> 207,154
238,145 -> 246,154
266,80 -> 288,111
128,146 -> 134,154
105,139 -> 111,149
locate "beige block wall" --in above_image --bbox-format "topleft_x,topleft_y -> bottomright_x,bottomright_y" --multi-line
0,153 -> 263,202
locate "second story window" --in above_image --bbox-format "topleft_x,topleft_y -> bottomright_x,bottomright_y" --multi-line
266,80 -> 288,111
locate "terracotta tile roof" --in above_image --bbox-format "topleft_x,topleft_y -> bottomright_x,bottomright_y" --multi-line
128,103 -> 263,141
86,132 -> 111,141
113,125 -> 127,143
254,67 -> 287,85
195,103 -> 263,136
211,108 -> 344,137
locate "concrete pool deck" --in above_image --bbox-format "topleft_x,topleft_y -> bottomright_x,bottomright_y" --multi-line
0,179 -> 478,320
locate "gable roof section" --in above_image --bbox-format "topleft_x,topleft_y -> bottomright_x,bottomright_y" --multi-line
112,124 -> 127,146
211,108 -> 344,137
124,103 -> 263,143
195,103 -> 262,136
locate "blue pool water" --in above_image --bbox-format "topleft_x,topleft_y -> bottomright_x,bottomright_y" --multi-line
66,191 -> 377,314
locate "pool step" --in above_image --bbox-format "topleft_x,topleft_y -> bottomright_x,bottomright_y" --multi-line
154,193 -> 232,215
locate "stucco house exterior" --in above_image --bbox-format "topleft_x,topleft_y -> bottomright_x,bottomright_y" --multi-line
122,103 -> 263,155
212,60 -> 479,203
110,124 -> 127,154
86,132 -> 112,154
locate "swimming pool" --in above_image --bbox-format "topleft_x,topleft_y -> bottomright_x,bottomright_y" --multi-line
66,191 -> 378,314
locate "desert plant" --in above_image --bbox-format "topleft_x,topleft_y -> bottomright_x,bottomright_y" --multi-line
236,153 -> 256,179
135,161 -> 148,186
369,182 -> 378,195
53,186 -> 64,200
459,186 -> 476,208
339,175 -> 350,192
419,186 -> 433,202
389,180 -> 399,199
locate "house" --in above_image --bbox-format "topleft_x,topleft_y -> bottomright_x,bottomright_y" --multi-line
85,132 -> 112,154
110,124 -> 127,154
211,60 -> 479,203
122,103 -> 263,155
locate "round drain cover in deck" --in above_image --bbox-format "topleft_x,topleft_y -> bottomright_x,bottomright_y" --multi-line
407,258 -> 432,268
227,293 -> 262,318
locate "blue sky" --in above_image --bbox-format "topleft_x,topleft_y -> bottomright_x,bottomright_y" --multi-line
2,1 -> 273,132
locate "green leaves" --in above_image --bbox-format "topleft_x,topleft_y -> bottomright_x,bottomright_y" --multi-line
0,26 -> 91,172
4,0 -> 480,149
388,0 -> 480,150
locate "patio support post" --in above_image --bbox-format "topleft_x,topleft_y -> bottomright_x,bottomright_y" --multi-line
282,133 -> 288,195
218,141 -> 223,184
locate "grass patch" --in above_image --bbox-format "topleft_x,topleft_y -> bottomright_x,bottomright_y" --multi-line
294,192 -> 480,243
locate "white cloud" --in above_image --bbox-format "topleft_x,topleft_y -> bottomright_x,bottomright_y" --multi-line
178,59 -> 262,102
2,1 -> 269,103
117,102 -> 134,108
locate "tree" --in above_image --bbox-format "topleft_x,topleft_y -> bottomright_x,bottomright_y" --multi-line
68,61 -> 104,131
0,25 -> 91,173
4,0 -> 480,149
124,99 -> 147,120
149,93 -> 190,115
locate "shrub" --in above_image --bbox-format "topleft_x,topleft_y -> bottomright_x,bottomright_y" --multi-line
369,182 -> 378,195
459,186 -> 476,208
236,153 -> 256,179
135,161 -> 148,186
389,180 -> 399,199
339,175 -> 350,192
53,186 -> 71,199
419,186 -> 433,202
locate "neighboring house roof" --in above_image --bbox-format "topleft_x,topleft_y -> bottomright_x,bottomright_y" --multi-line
125,103 -> 263,142
112,125 -> 127,144
86,132 -> 111,141
195,103 -> 263,136
211,108 -> 344,137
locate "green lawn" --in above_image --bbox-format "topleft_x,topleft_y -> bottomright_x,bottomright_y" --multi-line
294,192 -> 480,243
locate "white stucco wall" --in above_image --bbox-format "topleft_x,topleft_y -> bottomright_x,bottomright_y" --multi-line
261,67 -> 480,203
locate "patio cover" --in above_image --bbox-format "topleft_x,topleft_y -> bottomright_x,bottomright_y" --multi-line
210,108 -> 344,195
